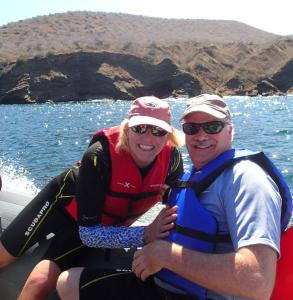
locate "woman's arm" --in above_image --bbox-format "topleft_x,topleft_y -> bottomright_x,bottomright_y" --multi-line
76,137 -> 110,226
79,225 -> 145,248
79,205 -> 177,248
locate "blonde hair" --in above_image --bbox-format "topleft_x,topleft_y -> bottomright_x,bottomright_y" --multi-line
115,119 -> 185,153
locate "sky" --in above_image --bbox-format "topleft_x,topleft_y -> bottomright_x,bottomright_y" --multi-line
0,0 -> 292,36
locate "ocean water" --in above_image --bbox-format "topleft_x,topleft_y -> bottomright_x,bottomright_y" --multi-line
1,96 -> 293,220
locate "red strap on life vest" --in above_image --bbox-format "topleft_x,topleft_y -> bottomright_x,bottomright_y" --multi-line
270,226 -> 293,299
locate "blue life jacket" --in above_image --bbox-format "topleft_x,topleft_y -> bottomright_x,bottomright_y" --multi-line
156,149 -> 292,299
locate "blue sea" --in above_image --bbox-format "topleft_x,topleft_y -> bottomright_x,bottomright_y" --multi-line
1,96 -> 293,221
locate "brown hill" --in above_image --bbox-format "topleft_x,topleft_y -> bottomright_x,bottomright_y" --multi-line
0,11 -> 280,62
0,11 -> 293,103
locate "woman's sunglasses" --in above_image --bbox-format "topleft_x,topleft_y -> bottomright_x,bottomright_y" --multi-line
130,125 -> 168,137
182,121 -> 228,135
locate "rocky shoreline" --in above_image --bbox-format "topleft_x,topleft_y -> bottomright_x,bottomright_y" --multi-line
0,52 -> 200,104
0,51 -> 292,104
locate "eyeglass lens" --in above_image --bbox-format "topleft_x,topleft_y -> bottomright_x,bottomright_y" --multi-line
182,121 -> 226,135
131,125 -> 168,136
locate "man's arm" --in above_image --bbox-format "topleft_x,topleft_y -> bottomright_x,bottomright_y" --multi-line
132,240 -> 277,300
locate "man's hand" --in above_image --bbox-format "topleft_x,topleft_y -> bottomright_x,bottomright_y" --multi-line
132,240 -> 171,281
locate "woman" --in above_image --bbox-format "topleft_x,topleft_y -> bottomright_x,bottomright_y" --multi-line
0,96 -> 184,299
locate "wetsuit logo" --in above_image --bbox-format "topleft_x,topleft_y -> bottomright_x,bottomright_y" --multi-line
24,201 -> 50,236
117,182 -> 136,189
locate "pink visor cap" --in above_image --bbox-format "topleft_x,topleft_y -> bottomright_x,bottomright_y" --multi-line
128,96 -> 172,132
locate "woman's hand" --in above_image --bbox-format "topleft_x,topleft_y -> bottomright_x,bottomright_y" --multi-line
143,205 -> 177,244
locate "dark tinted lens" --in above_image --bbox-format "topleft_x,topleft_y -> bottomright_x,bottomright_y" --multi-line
203,121 -> 225,134
151,126 -> 168,136
131,125 -> 167,136
182,121 -> 226,135
182,123 -> 200,135
131,125 -> 148,134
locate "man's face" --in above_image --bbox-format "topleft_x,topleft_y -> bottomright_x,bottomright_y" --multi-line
183,112 -> 233,169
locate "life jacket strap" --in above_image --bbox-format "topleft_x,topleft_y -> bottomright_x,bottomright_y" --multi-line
175,224 -> 231,243
175,158 -> 237,197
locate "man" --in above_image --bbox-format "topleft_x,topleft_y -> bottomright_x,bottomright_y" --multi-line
57,94 -> 288,300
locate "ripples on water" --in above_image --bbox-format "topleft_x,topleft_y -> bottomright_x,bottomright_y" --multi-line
1,97 -> 293,203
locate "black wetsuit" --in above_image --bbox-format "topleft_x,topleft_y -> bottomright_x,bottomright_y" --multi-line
1,134 -> 183,270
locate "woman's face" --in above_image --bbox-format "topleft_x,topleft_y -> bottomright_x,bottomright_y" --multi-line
127,125 -> 168,167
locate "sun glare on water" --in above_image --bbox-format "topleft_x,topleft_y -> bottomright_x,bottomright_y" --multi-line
0,159 -> 39,196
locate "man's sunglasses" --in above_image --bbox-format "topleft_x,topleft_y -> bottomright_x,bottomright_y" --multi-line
130,125 -> 168,137
182,121 -> 228,135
